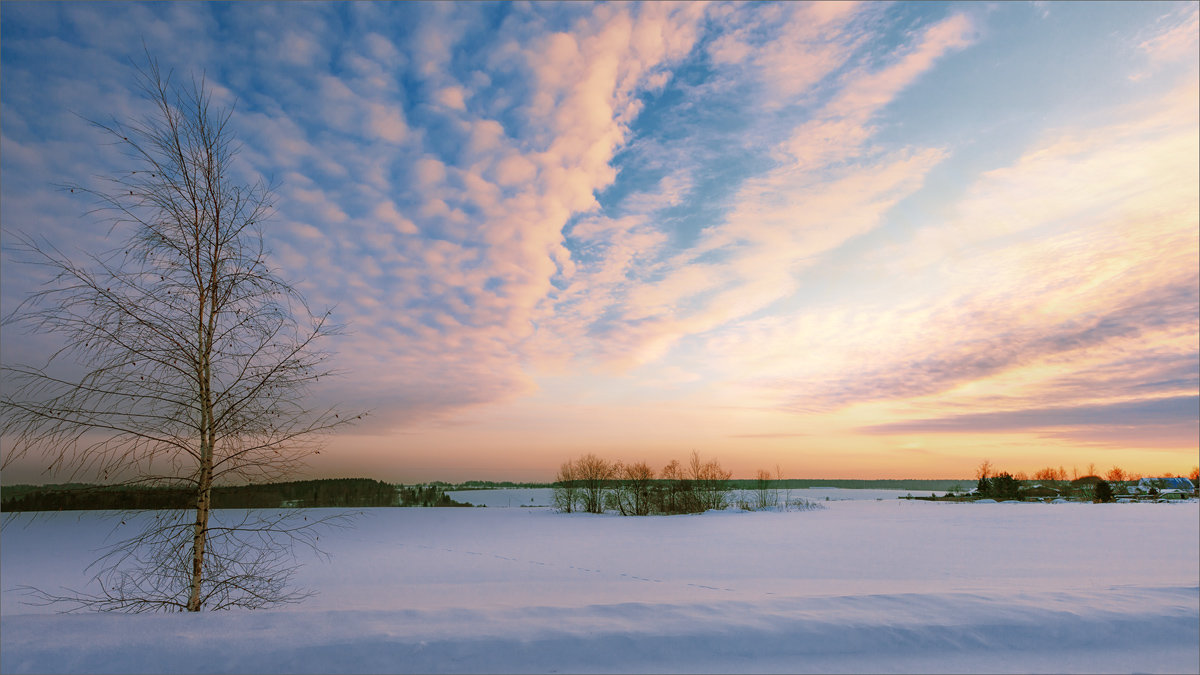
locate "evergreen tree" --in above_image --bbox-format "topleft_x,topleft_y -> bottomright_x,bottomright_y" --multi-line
976,476 -> 991,497
990,473 -> 1021,500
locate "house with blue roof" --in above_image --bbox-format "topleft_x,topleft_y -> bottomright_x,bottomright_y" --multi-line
1130,477 -> 1196,499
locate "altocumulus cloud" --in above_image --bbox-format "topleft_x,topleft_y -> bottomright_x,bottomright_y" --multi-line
2,2 -> 1197,472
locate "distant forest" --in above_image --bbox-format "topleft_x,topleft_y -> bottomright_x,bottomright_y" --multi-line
728,478 -> 968,491
431,480 -> 553,490
1,478 -> 967,512
1,479 -> 468,512
426,478 -> 969,491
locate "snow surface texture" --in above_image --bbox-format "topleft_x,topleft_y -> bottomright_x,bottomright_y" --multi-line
2,498 -> 1197,674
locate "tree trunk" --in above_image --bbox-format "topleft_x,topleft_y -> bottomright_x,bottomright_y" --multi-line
187,461 -> 212,611
188,300 -> 216,612
187,379 -> 214,610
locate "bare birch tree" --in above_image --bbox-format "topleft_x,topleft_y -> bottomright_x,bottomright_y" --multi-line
0,58 -> 359,612
688,450 -> 731,512
659,459 -> 688,513
613,460 -> 654,516
776,464 -> 789,511
573,453 -> 615,514
552,458 -> 579,513
753,468 -> 773,510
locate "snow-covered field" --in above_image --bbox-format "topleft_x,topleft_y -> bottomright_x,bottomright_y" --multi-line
2,495 -> 1197,674
444,486 -> 947,507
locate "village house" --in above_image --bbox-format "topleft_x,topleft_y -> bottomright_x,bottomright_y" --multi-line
1128,477 -> 1196,500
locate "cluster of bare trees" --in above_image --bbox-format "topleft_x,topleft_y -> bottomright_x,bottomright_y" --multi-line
741,466 -> 795,511
1010,462 -> 1200,485
1018,463 -> 1141,483
554,451 -> 733,515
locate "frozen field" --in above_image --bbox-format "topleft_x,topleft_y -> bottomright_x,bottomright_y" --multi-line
444,486 -> 947,507
2,497 -> 1197,674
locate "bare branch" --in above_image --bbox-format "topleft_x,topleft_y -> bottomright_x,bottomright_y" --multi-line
1,54 -> 361,612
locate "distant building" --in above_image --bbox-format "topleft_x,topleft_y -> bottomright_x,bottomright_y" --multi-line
1021,485 -> 1059,500
1131,477 -> 1195,494
1155,489 -> 1191,500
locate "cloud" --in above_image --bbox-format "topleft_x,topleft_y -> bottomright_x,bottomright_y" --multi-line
366,103 -> 410,144
363,32 -> 404,64
727,433 -> 811,440
3,0 -> 1195,470
279,30 -> 328,68
781,13 -> 973,169
707,2 -> 869,108
1137,3 -> 1199,64
273,2 -> 711,427
434,86 -> 468,111
370,201 -> 419,236
859,396 -> 1198,439
701,78 -> 1198,429
536,10 -> 973,371
793,281 -> 1196,412
493,154 -> 538,187
414,156 -> 448,190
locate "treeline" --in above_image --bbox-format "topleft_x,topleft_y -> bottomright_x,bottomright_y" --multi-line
2,478 -> 398,512
1004,463 -> 1199,486
3,484 -> 195,511
968,460 -> 1199,503
725,478 -> 966,491
448,480 -> 553,490
396,484 -> 471,507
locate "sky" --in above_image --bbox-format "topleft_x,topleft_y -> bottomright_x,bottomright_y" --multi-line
1,1 -> 1197,483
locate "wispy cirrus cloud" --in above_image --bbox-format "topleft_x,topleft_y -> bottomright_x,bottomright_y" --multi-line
860,395 -> 1198,447
703,76 -> 1198,444
1136,2 -> 1199,66
536,8 -> 976,370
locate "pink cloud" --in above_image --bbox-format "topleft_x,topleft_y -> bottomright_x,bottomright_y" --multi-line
1138,4 -> 1199,64
279,30 -> 327,68
434,86 -> 468,111
707,2 -> 869,107
785,13 -> 975,166
290,186 -> 349,224
703,81 -> 1198,428
414,156 -> 447,189
537,13 -> 973,373
366,103 -> 409,144
493,154 -> 538,187
371,201 -> 419,235
466,119 -> 506,156
363,32 -> 403,64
